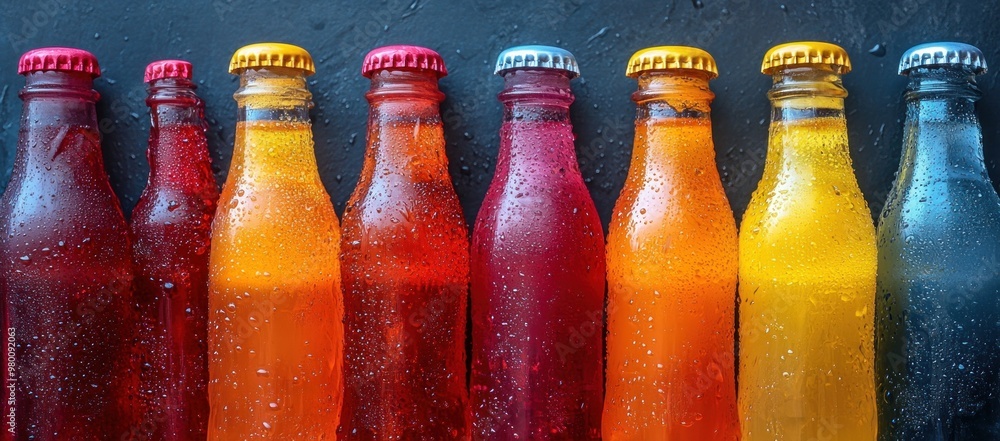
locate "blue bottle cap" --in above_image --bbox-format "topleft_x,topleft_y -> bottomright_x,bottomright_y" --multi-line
494,45 -> 580,78
899,42 -> 987,76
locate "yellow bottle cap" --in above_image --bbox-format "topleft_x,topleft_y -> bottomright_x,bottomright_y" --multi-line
761,41 -> 851,75
229,42 -> 315,76
626,46 -> 718,78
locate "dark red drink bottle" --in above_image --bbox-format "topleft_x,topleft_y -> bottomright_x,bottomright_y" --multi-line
470,45 -> 605,440
0,47 -> 136,440
130,60 -> 218,441
339,45 -> 470,440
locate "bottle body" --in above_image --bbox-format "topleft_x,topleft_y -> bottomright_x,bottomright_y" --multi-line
0,71 -> 136,441
130,76 -> 218,440
603,71 -> 738,440
208,67 -> 343,439
339,70 -> 470,439
471,70 -> 605,440
738,69 -> 877,440
875,68 -> 1000,440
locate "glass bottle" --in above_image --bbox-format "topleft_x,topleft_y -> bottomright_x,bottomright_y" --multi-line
0,47 -> 136,440
738,42 -> 877,440
131,59 -> 218,440
603,46 -> 739,440
207,43 -> 343,439
876,42 -> 1000,440
470,45 -> 605,440
338,45 -> 470,440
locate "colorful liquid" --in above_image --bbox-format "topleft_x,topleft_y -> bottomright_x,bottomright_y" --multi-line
339,100 -> 470,439
1,121 -> 136,440
208,120 -> 342,440
604,117 -> 739,440
132,122 -> 218,440
471,114 -> 605,440
876,93 -> 1000,439
738,115 -> 877,440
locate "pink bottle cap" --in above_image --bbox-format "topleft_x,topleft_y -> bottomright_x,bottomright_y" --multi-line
145,60 -> 193,83
362,45 -> 447,78
18,47 -> 101,77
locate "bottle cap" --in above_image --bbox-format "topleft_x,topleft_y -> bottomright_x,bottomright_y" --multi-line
762,41 -> 851,75
145,60 -> 193,83
229,42 -> 315,76
18,47 -> 101,77
898,42 -> 987,75
494,45 -> 580,78
362,45 -> 447,78
626,46 -> 718,78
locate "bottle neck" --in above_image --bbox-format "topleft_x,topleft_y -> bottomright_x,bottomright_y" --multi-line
145,78 -> 214,188
16,71 -> 103,179
148,77 -> 204,126
631,71 -> 715,170
235,66 -> 313,123
497,69 -> 578,172
231,67 -> 318,184
765,67 -> 852,176
769,67 -> 847,123
499,69 -> 575,110
363,70 -> 449,183
898,67 -> 988,183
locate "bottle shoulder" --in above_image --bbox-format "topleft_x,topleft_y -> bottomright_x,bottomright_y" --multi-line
131,188 -> 218,232
0,176 -> 128,230
608,184 -> 735,244
0,191 -> 132,277
743,173 -> 872,224
739,178 -> 877,278
878,190 -> 1000,242
208,190 -> 341,286
343,184 -> 467,236
471,189 -> 604,262
475,176 -> 600,225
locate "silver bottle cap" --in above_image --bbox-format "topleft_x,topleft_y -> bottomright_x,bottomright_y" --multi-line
899,42 -> 987,75
494,45 -> 580,78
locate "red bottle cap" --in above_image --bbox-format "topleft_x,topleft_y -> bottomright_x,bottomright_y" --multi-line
362,45 -> 447,78
18,47 -> 101,77
145,60 -> 193,83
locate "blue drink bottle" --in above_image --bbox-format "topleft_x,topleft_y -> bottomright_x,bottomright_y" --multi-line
876,42 -> 1000,439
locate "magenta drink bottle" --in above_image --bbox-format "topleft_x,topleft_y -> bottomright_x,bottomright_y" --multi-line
470,45 -> 605,440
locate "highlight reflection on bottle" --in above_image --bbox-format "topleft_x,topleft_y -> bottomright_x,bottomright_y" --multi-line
738,42 -> 877,440
471,45 -> 605,440
207,43 -> 343,440
603,46 -> 739,441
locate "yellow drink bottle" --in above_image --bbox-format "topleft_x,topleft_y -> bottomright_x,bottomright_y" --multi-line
604,46 -> 739,440
208,43 -> 343,439
738,42 -> 877,440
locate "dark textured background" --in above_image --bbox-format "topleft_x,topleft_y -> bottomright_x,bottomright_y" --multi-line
1,0 -> 999,227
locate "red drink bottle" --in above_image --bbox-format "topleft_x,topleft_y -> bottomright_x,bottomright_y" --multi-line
130,60 -> 218,440
339,45 -> 470,440
470,45 -> 605,440
0,47 -> 136,440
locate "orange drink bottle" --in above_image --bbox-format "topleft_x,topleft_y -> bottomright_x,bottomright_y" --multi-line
207,43 -> 343,439
603,46 -> 739,440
